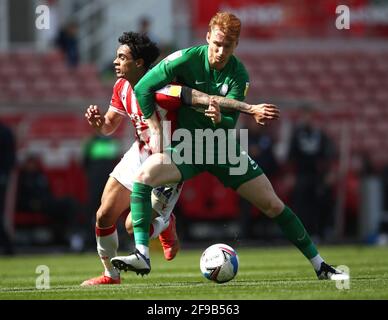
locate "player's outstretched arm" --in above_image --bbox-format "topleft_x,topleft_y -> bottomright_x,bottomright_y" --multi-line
181,87 -> 280,126
85,105 -> 123,135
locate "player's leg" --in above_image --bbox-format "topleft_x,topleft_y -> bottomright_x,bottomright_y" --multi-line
130,152 -> 181,254
152,183 -> 183,260
125,210 -> 160,238
158,212 -> 179,260
236,174 -> 318,255
81,176 -> 130,286
125,208 -> 173,254
125,190 -> 181,261
111,152 -> 186,274
236,174 -> 349,280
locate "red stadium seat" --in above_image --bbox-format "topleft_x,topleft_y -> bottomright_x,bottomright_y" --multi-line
28,114 -> 89,140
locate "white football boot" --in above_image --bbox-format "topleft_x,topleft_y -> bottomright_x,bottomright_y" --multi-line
111,249 -> 151,276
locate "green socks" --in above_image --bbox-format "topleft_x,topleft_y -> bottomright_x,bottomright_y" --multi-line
273,206 -> 318,259
131,182 -> 153,247
131,185 -> 319,262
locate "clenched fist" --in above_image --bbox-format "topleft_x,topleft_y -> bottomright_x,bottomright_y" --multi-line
85,105 -> 103,129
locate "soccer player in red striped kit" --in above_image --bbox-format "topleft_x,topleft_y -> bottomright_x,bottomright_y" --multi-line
81,32 -> 183,286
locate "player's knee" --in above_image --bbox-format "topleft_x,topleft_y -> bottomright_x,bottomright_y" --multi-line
135,166 -> 163,186
96,206 -> 115,228
134,154 -> 165,186
262,197 -> 284,218
135,170 -> 153,185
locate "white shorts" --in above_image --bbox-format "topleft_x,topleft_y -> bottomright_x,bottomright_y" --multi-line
110,140 -> 183,220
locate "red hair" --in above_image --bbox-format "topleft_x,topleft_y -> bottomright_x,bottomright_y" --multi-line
208,12 -> 241,41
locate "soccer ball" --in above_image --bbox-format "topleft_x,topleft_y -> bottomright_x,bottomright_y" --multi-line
200,243 -> 239,283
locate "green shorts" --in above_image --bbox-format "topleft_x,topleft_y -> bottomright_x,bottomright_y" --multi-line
166,144 -> 263,190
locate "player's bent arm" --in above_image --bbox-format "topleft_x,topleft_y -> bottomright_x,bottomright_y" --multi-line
181,86 -> 253,114
135,50 -> 192,119
181,86 -> 280,125
94,108 -> 123,136
102,109 -> 124,135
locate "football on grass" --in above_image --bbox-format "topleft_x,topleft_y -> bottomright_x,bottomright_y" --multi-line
200,243 -> 239,283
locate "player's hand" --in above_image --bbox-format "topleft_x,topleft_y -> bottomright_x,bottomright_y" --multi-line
205,97 -> 221,124
250,103 -> 280,125
85,105 -> 103,129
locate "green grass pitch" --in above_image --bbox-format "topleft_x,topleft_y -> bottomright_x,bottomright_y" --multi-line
0,245 -> 387,300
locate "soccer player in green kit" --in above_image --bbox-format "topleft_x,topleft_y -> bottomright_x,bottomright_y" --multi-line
111,12 -> 349,281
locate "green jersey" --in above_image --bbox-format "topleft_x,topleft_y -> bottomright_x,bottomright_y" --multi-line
134,45 -> 249,131
134,45 -> 261,189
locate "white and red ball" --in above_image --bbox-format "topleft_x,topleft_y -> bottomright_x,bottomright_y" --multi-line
200,243 -> 239,283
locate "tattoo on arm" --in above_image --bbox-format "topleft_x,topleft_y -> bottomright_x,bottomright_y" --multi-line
181,86 -> 253,114
181,86 -> 207,106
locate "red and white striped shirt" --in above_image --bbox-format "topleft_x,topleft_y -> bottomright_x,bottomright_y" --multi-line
109,78 -> 181,149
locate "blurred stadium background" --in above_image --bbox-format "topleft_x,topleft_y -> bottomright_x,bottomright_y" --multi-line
1,0 -> 388,254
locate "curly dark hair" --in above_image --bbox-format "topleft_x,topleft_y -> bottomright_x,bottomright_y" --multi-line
118,31 -> 160,69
